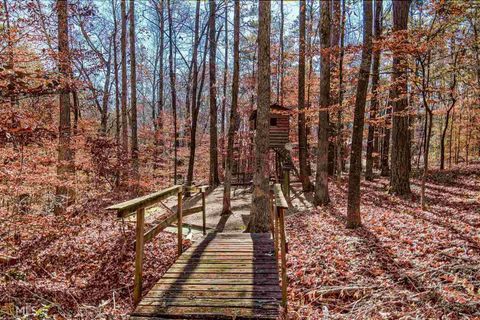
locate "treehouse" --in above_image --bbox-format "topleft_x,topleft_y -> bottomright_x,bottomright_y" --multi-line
249,103 -> 291,149
231,104 -> 292,197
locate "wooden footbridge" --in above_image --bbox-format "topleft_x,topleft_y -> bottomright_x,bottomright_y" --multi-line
107,184 -> 288,319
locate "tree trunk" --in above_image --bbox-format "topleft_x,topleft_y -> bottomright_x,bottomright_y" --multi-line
421,109 -> 433,210
100,49 -> 112,135
336,0 -> 346,179
298,0 -> 313,192
440,48 -> 458,170
54,0 -> 75,215
365,0 -> 382,181
380,94 -> 392,176
120,0 -> 128,159
249,0 -> 271,233
221,1 -> 229,170
167,0 -> 178,184
186,0 -> 202,186
129,0 -> 139,186
154,0 -> 165,172
448,108 -> 454,169
390,0 -> 412,195
346,0 -> 373,228
209,0 -> 220,187
314,0 -> 331,206
279,0 -> 284,106
222,0 -> 240,216
112,0 -> 120,187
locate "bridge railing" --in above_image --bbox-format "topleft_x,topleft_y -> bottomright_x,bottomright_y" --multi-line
107,184 -> 208,305
271,183 -> 288,311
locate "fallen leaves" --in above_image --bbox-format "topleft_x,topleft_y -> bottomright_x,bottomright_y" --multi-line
286,164 -> 480,319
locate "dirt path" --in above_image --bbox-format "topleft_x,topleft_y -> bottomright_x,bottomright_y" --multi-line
183,185 -> 252,233
182,182 -> 314,238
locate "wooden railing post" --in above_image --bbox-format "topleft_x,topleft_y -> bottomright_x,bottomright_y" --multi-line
133,207 -> 145,305
177,188 -> 183,256
201,190 -> 206,235
278,206 -> 287,311
269,189 -> 275,236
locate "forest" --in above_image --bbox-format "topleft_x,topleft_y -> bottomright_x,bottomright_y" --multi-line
1,0 -> 479,319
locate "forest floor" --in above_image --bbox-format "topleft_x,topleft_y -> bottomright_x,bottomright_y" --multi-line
1,164 -> 479,319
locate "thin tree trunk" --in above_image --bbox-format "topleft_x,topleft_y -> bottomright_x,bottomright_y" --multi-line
222,0 -> 240,215
346,0 -> 373,228
209,0 -> 220,186
448,108 -> 454,169
249,0 -> 271,233
54,0 -> 75,215
130,0 -> 139,185
306,0 -> 317,163
390,0 -> 412,195
100,46 -> 112,135
167,0 -> 178,184
154,0 -> 165,172
186,0 -> 202,186
112,0 -> 121,187
421,109 -> 433,210
336,0 -> 346,179
440,48 -> 458,170
298,0 -> 313,192
279,0 -> 284,106
381,93 -> 392,176
365,0 -> 382,181
221,1 -> 229,170
120,0 -> 128,162
314,0 -> 331,206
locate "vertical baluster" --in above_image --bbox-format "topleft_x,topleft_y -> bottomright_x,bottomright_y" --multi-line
201,188 -> 206,235
177,188 -> 183,255
133,207 -> 145,305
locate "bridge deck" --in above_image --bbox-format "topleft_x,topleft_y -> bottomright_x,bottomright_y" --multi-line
131,233 -> 281,320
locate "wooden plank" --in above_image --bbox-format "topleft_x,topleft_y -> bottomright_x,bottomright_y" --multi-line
155,278 -> 279,286
107,185 -> 182,217
138,297 -> 280,308
183,205 -> 203,216
143,212 -> 177,244
141,292 -> 280,301
174,259 -> 277,264
160,273 -> 279,280
132,305 -> 278,319
141,290 -> 281,300
181,248 -> 274,253
178,253 -> 275,259
165,268 -> 278,274
169,262 -> 277,268
150,284 -> 281,293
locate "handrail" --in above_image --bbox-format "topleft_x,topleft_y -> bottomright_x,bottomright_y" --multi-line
106,184 -> 208,305
107,185 -> 182,218
271,183 -> 288,312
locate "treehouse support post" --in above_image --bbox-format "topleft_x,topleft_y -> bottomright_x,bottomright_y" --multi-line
133,207 -> 145,305
282,168 -> 290,200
